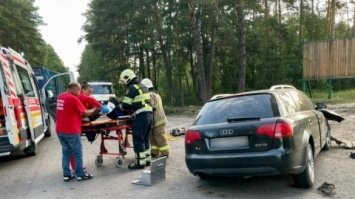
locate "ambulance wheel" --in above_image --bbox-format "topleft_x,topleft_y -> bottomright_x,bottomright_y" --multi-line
24,141 -> 36,156
116,158 -> 123,168
44,117 -> 51,137
95,156 -> 103,167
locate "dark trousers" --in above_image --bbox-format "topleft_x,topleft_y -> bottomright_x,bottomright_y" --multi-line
132,112 -> 153,153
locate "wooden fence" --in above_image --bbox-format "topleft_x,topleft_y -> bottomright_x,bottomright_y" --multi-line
303,38 -> 355,80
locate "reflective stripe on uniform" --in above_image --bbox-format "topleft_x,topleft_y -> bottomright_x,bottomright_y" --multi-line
159,145 -> 170,151
134,106 -> 153,115
154,119 -> 166,127
132,93 -> 150,103
133,85 -> 150,105
145,149 -> 151,162
138,152 -> 146,164
151,145 -> 159,150
123,96 -> 133,105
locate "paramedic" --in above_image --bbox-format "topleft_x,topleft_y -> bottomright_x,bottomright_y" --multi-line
56,82 -> 99,181
68,81 -> 106,173
141,78 -> 170,158
119,69 -> 153,169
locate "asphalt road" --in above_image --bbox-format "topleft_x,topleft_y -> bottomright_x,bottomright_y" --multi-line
0,113 -> 354,199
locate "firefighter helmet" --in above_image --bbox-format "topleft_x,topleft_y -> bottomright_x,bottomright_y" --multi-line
119,69 -> 136,85
141,78 -> 154,89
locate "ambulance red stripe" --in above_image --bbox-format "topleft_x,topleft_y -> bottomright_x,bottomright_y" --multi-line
11,54 -> 26,65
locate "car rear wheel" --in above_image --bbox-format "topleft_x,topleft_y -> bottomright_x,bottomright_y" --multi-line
197,172 -> 210,180
23,141 -> 36,156
322,122 -> 331,150
292,143 -> 314,188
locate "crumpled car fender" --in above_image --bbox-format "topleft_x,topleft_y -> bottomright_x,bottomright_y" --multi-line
318,109 -> 344,123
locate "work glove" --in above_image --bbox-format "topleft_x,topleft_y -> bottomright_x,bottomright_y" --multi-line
100,105 -> 110,114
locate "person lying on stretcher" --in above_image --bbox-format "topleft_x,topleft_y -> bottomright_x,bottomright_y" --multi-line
106,97 -> 130,120
82,96 -> 130,141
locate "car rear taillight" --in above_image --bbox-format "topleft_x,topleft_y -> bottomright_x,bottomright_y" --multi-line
185,130 -> 202,144
257,123 -> 276,137
257,121 -> 293,138
274,121 -> 293,138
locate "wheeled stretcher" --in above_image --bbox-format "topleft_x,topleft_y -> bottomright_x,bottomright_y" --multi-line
81,117 -> 132,167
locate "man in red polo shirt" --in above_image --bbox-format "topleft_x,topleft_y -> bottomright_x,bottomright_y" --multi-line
79,82 -> 102,120
68,82 -> 103,172
79,82 -> 100,108
56,82 -> 99,182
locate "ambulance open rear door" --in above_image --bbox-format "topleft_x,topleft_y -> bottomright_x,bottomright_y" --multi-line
0,49 -> 21,156
8,48 -> 45,146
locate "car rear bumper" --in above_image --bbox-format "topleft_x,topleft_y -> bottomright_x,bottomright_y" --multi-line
185,149 -> 306,177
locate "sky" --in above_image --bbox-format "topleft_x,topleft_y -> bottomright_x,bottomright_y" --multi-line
34,0 -> 91,72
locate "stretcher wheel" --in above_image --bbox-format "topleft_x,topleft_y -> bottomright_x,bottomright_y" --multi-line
116,158 -> 123,168
95,156 -> 103,167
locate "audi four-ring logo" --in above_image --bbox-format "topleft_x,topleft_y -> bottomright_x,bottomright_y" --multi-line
219,129 -> 233,135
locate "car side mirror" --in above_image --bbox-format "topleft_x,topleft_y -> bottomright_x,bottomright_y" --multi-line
315,102 -> 327,110
46,90 -> 54,98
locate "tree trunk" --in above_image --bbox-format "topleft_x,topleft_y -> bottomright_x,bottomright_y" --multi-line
236,0 -> 247,92
139,41 -> 145,78
152,49 -> 158,90
353,5 -> 355,36
299,0 -> 304,43
327,0 -> 336,38
206,0 -> 218,99
277,0 -> 281,23
264,0 -> 269,18
187,0 -> 208,104
153,1 -> 175,105
189,46 -> 198,99
146,48 -> 150,79
330,0 -> 336,38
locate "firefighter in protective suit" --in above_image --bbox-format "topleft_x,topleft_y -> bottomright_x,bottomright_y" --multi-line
119,69 -> 153,169
141,78 -> 170,158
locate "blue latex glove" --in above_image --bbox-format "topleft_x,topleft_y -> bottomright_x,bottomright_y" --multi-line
100,105 -> 110,114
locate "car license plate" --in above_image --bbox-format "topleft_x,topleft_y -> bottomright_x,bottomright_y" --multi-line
210,136 -> 249,150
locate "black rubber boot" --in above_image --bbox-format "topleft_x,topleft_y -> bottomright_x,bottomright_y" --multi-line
128,163 -> 145,169
128,152 -> 145,170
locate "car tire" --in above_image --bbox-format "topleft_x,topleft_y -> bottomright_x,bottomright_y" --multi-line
197,172 -> 210,180
322,122 -> 331,150
23,141 -> 36,156
292,142 -> 314,188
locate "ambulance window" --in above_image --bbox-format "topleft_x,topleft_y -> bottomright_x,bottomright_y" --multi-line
0,64 -> 9,95
16,66 -> 35,97
9,63 -> 24,95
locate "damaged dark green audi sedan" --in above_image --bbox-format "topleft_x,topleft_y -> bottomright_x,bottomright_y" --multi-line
185,85 -> 343,188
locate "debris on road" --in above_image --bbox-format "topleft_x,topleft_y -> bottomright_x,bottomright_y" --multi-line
350,152 -> 355,159
170,128 -> 186,137
331,136 -> 355,149
317,182 -> 335,197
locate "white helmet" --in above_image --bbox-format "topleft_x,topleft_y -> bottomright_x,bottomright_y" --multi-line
141,78 -> 154,89
119,69 -> 136,85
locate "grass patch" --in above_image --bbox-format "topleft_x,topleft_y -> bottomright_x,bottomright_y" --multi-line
164,105 -> 201,116
164,88 -> 355,116
306,88 -> 355,104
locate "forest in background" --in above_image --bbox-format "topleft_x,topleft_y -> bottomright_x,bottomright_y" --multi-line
0,0 -> 66,73
79,0 -> 355,105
